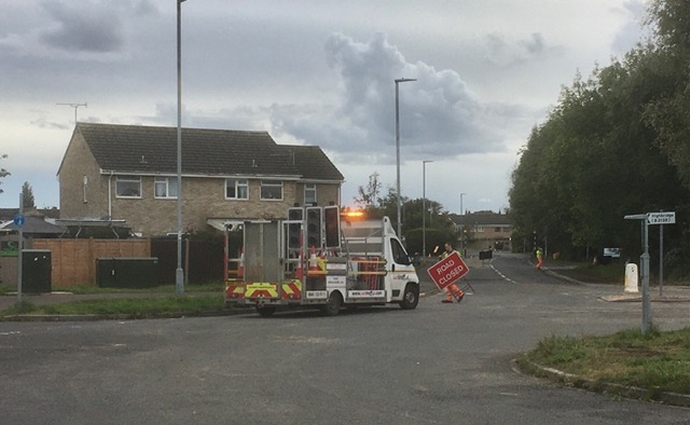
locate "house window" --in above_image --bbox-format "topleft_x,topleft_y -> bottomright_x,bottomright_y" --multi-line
304,184 -> 316,206
116,176 -> 141,198
155,177 -> 178,199
226,179 -> 249,200
260,180 -> 283,200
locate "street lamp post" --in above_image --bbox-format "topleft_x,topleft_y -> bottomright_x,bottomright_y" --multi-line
422,160 -> 433,256
460,192 -> 466,255
176,0 -> 187,295
394,78 -> 416,238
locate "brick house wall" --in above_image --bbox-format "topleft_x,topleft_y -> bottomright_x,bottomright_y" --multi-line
59,131 -> 110,219
59,126 -> 342,237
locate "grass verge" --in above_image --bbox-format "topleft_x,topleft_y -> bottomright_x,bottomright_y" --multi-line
0,294 -> 245,319
0,282 -> 224,296
518,326 -> 690,398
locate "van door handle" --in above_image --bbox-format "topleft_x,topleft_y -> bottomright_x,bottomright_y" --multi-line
391,264 -> 395,272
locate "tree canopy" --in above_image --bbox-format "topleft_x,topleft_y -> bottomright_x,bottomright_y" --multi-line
22,182 -> 35,209
509,0 -> 690,275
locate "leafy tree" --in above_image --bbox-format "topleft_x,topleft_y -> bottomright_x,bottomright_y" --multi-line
510,32 -> 690,263
642,0 -> 690,189
0,154 -> 9,195
22,181 -> 35,209
352,172 -> 454,250
354,172 -> 382,208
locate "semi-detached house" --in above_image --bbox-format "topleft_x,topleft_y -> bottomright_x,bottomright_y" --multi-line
57,123 -> 345,237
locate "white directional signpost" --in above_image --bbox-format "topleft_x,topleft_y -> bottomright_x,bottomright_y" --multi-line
647,212 -> 675,225
648,212 -> 675,297
624,211 -> 676,334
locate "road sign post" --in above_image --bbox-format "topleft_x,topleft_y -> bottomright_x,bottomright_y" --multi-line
426,251 -> 469,291
16,193 -> 24,305
624,211 -> 675,334
647,212 -> 674,297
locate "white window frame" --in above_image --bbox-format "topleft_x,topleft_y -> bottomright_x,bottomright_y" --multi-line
154,177 -> 178,199
304,184 -> 317,206
260,180 -> 283,201
225,178 -> 249,200
116,176 -> 142,198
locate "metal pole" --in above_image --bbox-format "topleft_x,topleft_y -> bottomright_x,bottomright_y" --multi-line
624,213 -> 653,334
641,218 -> 652,334
460,192 -> 465,255
394,78 -> 416,238
17,193 -> 23,306
422,161 -> 426,256
175,0 -> 185,295
422,160 -> 432,256
659,224 -> 664,297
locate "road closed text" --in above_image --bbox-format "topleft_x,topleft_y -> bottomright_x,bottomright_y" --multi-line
434,260 -> 465,286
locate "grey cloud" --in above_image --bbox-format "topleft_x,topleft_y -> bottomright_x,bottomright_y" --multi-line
39,1 -> 124,53
272,32 -> 505,165
484,32 -> 556,67
133,0 -> 159,18
612,0 -> 647,54
522,33 -> 545,54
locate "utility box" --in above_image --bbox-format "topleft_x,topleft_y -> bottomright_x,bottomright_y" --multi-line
22,250 -> 52,293
96,258 -> 158,289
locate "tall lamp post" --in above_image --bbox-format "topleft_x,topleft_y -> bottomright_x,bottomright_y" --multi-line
394,78 -> 416,238
460,192 -> 466,255
422,160 -> 433,256
176,0 -> 187,295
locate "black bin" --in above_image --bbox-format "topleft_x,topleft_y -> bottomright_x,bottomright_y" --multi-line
23,250 -> 52,293
479,250 -> 493,260
96,258 -> 158,289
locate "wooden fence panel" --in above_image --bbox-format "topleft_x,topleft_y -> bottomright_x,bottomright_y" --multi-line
32,239 -> 150,287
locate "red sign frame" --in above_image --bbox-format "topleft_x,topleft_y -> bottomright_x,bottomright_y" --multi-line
427,252 -> 469,290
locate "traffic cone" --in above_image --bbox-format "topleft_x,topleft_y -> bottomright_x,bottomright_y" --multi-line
307,246 -> 319,276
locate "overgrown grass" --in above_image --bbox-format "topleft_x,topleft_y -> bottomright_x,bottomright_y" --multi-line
519,326 -> 690,396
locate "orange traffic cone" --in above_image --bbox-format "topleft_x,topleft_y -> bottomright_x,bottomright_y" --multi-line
307,246 -> 319,276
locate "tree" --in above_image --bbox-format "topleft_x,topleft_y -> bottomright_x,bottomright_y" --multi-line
22,181 -> 35,209
354,172 -> 381,208
0,154 -> 9,195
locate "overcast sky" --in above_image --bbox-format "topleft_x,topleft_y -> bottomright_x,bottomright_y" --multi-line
0,0 -> 646,214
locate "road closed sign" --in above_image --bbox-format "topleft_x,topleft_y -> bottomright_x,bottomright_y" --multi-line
427,251 -> 469,290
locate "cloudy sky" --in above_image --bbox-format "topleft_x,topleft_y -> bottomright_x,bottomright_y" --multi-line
0,0 -> 646,214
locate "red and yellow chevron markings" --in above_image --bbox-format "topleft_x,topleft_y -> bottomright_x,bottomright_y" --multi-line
225,280 -> 245,299
244,282 -> 279,299
281,279 -> 302,300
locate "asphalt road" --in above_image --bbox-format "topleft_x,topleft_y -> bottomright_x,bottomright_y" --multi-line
1,253 -> 689,425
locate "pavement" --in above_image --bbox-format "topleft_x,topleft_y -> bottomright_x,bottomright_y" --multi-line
2,255 -> 690,409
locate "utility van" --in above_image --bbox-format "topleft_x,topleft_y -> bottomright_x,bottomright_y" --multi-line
224,206 -> 420,316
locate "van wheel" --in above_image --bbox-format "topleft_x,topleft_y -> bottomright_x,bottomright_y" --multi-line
321,292 -> 342,316
256,305 -> 277,317
399,283 -> 419,310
